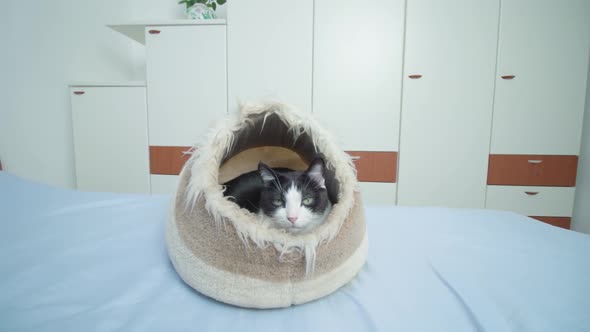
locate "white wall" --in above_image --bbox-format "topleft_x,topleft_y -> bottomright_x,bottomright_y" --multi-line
0,1 -> 136,188
572,54 -> 590,234
0,0 -> 226,188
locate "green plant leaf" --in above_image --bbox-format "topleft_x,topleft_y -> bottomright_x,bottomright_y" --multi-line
217,0 -> 227,5
210,2 -> 217,10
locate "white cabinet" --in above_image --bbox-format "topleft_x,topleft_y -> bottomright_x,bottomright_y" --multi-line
70,85 -> 150,193
491,0 -> 590,155
150,174 -> 181,194
358,183 -> 397,205
486,186 -> 576,217
97,6 -> 589,208
145,24 -> 227,146
227,0 -> 313,113
485,1 -> 589,225
397,0 -> 500,208
313,0 -> 403,205
313,0 -> 404,152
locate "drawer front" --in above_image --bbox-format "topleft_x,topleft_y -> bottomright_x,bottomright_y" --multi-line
347,151 -> 397,183
150,146 -> 191,175
487,155 -> 578,186
151,174 -> 180,194
530,216 -> 571,229
148,147 -> 399,183
357,183 -> 397,205
486,186 -> 575,217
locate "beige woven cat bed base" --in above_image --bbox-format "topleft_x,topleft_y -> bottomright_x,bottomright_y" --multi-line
166,103 -> 368,309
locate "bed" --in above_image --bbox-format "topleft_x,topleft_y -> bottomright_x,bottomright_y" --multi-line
1,171 -> 589,331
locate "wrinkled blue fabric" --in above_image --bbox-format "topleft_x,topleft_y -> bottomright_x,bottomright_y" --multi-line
1,172 -> 589,332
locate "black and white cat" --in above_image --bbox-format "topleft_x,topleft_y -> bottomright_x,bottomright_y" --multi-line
223,158 -> 332,233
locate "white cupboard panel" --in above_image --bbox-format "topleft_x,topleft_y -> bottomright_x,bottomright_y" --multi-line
71,87 -> 150,193
486,186 -> 576,217
150,174 -> 180,194
491,0 -> 590,155
146,25 -> 227,146
397,0 -> 500,208
313,0 -> 404,151
358,183 -> 397,205
227,0 -> 313,113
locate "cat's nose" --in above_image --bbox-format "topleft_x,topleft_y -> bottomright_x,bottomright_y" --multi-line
288,216 -> 298,224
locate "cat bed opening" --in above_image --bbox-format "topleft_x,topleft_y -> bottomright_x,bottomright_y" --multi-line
166,103 -> 368,309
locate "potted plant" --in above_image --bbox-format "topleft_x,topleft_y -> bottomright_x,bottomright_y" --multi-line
178,0 -> 227,20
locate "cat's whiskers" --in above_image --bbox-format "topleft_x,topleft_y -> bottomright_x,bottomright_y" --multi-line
268,167 -> 284,193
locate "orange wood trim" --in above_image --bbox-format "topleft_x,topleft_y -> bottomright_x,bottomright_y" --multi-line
487,154 -> 578,186
347,151 -> 398,183
530,216 -> 571,229
149,147 -> 399,181
149,146 -> 192,175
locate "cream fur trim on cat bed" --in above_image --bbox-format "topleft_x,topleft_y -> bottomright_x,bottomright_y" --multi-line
166,102 -> 368,308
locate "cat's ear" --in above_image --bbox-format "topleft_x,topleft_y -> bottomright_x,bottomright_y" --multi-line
258,162 -> 276,183
306,158 -> 326,189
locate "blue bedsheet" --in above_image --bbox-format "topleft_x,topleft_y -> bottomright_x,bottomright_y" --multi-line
1,172 -> 589,331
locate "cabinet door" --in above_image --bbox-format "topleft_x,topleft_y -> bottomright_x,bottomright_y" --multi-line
145,25 -> 227,146
227,0 -> 313,113
491,0 -> 590,155
70,87 -> 150,193
397,0 -> 500,208
313,0 -> 404,152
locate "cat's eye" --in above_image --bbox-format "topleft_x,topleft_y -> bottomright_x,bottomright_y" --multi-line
272,199 -> 282,207
302,197 -> 314,206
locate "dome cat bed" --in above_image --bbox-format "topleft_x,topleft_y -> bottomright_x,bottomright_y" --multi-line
166,103 -> 368,309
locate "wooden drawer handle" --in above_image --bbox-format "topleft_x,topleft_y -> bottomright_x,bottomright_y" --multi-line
73,91 -> 85,95
148,29 -> 161,35
350,156 -> 361,161
525,191 -> 539,196
408,74 -> 422,79
527,159 -> 543,164
501,75 -> 515,80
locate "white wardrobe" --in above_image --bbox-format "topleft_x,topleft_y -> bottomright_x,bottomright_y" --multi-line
313,0 -> 405,205
70,0 -> 590,228
144,22 -> 227,193
397,0 -> 500,208
485,0 -> 589,227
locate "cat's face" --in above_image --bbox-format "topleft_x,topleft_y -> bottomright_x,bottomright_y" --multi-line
258,158 -> 331,232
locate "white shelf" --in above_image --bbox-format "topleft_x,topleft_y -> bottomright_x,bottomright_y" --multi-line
107,19 -> 227,45
69,81 -> 146,87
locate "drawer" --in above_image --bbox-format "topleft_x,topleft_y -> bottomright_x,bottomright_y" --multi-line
487,154 -> 578,186
347,151 -> 398,183
486,186 -> 575,217
357,183 -> 397,205
151,174 -> 180,194
148,147 -> 399,183
530,216 -> 571,229
150,146 -> 192,175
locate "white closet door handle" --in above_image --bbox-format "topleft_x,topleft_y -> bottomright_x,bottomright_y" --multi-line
527,160 -> 543,164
